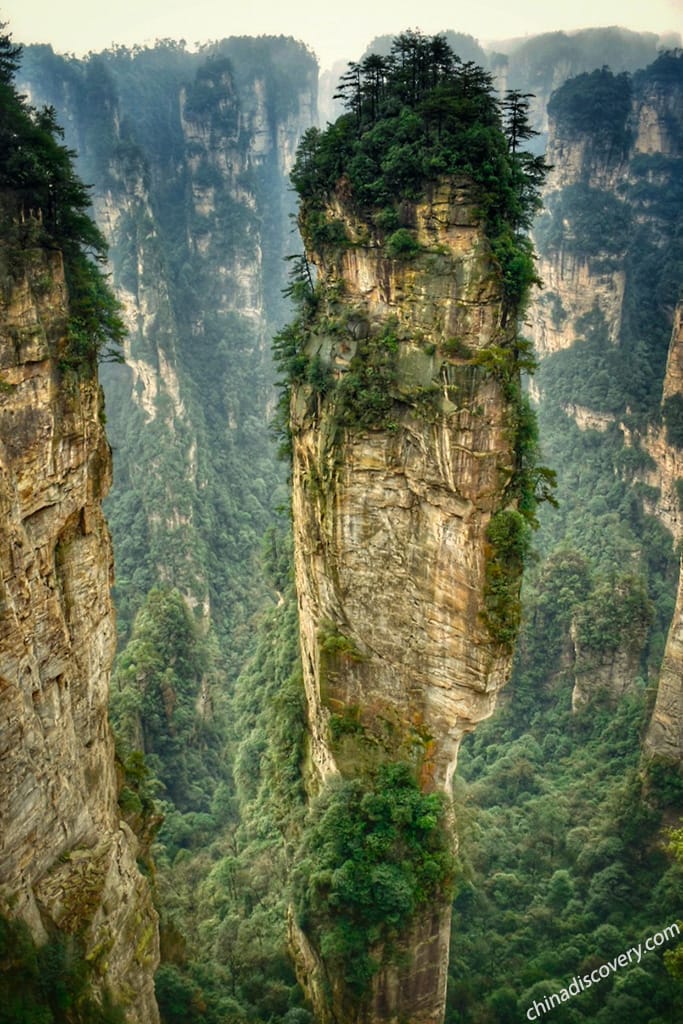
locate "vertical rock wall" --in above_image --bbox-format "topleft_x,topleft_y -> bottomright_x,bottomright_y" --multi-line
526,53 -> 683,723
289,181 -> 522,1023
643,304 -> 683,760
0,245 -> 159,1022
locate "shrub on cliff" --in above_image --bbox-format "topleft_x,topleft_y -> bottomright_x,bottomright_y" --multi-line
0,23 -> 124,371
291,30 -> 549,315
292,762 -> 454,999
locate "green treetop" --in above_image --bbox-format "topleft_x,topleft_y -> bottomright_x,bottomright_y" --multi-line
0,21 -> 124,371
291,30 -> 549,315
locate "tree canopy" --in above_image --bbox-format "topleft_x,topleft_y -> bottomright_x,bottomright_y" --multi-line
291,31 -> 548,314
0,22 -> 124,369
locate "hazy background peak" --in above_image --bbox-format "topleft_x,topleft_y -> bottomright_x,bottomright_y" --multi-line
3,0 -> 682,70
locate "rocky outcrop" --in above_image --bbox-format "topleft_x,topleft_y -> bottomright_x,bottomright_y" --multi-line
529,55 -> 683,372
290,180 -> 523,1023
645,577 -> 683,760
528,155 -> 628,364
532,255 -> 625,357
0,247 -> 159,1018
633,79 -> 683,157
644,302 -> 683,761
570,614 -> 648,713
20,41 -> 318,643
560,403 -> 616,433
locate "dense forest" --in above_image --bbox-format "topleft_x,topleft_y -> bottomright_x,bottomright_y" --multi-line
2,16 -> 683,1024
449,51 -> 683,1024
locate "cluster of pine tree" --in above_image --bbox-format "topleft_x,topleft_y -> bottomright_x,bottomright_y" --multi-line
0,24 -> 123,370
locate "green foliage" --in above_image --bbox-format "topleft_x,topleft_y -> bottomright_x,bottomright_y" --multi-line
451,686 -> 683,1023
0,914 -> 126,1023
634,49 -> 683,89
292,763 -> 454,1000
110,587 -> 221,812
333,328 -> 399,431
547,67 -> 632,153
663,824 -> 683,981
291,31 -> 548,316
318,623 -> 364,661
0,30 -> 124,372
385,227 -> 420,259
536,293 -> 674,424
663,394 -> 683,449
470,337 -> 556,641
304,210 -> 350,249
62,253 -> 126,371
537,184 -> 633,266
144,529 -> 309,1024
484,509 -> 533,648
573,574 -> 653,656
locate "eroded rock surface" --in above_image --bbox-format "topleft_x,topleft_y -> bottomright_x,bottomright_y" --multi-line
290,181 -> 523,1023
0,247 -> 159,1022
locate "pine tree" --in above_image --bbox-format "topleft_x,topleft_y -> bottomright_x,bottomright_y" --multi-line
0,22 -> 21,86
502,90 -> 538,154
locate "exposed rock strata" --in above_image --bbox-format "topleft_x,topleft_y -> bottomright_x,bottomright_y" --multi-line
643,303 -> 683,760
290,181 -> 522,1023
0,246 -> 159,1022
529,63 -> 683,371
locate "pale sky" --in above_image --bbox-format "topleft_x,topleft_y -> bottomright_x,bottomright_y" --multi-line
2,0 -> 682,70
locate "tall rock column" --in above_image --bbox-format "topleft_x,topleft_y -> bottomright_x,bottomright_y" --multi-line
287,178 -> 529,1023
643,303 -> 683,761
0,243 -> 159,1021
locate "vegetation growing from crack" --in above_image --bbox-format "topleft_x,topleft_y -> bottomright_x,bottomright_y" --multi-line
292,762 -> 454,1002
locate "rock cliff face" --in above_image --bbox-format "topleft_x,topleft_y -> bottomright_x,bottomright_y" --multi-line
289,181 -> 523,1023
0,246 -> 159,1019
570,607 -> 649,713
526,52 -> 683,745
642,303 -> 683,760
20,41 -> 318,645
529,55 -> 683,363
530,160 -> 627,361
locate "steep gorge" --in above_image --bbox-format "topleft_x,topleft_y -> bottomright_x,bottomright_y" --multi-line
7,26 -> 683,1024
